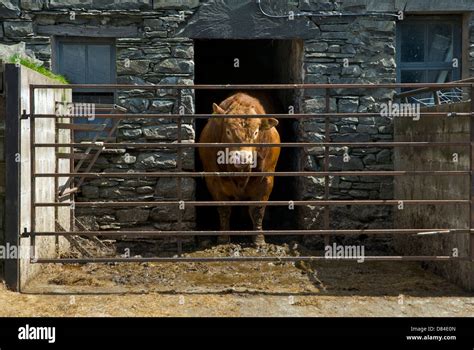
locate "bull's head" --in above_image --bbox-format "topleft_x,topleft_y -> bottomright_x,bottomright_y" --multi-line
212,102 -> 278,171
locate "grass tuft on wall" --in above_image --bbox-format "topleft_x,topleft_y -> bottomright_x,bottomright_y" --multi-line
7,54 -> 69,84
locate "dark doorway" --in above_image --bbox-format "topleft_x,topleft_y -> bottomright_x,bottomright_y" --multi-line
194,39 -> 303,240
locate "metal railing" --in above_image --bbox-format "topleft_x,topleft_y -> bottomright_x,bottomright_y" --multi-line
24,82 -> 474,264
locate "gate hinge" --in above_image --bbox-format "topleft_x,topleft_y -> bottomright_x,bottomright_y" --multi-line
20,227 -> 30,238
20,109 -> 30,120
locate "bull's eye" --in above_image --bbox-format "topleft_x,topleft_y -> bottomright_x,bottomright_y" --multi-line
226,129 -> 232,137
253,130 -> 259,138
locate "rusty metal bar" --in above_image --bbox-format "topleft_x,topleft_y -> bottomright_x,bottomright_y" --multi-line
34,171 -> 470,178
30,112 -> 474,119
54,104 -> 59,257
471,85 -> 474,262
34,199 -> 469,207
29,229 -> 469,237
32,256 -> 469,264
33,141 -> 472,148
56,122 -> 109,131
30,82 -> 474,90
176,91 -> 183,255
29,86 -> 36,262
57,152 -> 94,160
70,111 -> 76,239
324,88 -> 330,247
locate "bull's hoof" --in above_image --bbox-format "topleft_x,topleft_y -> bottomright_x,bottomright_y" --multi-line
217,235 -> 231,245
252,234 -> 266,246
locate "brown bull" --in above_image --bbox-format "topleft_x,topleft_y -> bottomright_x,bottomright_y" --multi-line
198,92 -> 281,245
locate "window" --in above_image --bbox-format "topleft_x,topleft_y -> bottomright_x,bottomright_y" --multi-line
54,38 -> 116,140
396,16 -> 462,104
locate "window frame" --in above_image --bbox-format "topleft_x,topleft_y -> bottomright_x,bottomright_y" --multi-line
396,15 -> 462,83
52,37 -> 117,141
52,36 -> 117,96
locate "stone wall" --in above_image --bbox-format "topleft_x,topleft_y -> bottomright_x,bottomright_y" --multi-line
79,24 -> 196,234
0,1 -> 197,238
298,6 -> 396,240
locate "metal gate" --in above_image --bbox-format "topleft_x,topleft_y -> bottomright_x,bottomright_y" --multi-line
23,81 -> 474,264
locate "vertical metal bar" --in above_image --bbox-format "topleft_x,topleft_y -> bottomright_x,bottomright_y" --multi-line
324,88 -> 330,247
54,102 -> 59,256
30,85 -> 36,262
176,90 -> 183,255
470,84 -> 474,262
70,111 -> 75,235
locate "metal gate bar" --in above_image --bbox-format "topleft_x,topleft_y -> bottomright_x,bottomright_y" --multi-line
26,229 -> 470,237
34,200 -> 470,207
35,199 -> 470,207
33,171 -> 471,177
30,112 -> 474,119
34,256 -> 469,264
26,82 -> 474,264
30,83 -> 474,89
470,84 -> 474,261
33,142 -> 473,148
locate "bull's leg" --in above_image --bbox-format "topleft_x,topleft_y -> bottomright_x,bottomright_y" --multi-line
249,205 -> 266,245
217,206 -> 231,244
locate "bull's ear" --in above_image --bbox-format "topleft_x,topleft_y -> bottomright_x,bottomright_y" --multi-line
212,103 -> 225,115
260,118 -> 279,130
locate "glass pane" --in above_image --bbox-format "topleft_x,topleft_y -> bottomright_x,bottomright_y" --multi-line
427,70 -> 452,83
400,70 -> 428,102
59,44 -> 86,83
400,70 -> 425,84
400,23 -> 425,62
87,44 -> 113,84
427,23 -> 453,62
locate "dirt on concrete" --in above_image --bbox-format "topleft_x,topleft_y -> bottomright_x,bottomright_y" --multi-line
0,241 -> 472,317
